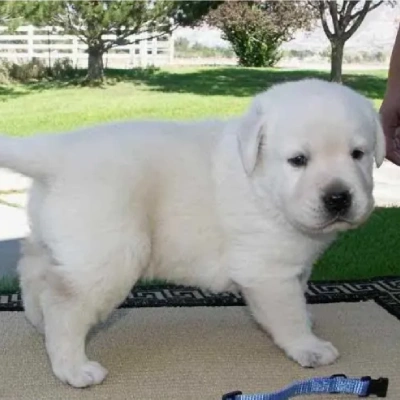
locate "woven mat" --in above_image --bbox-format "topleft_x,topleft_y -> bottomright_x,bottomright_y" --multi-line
1,300 -> 399,400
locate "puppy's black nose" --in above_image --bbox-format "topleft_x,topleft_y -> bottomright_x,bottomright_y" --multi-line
322,190 -> 352,215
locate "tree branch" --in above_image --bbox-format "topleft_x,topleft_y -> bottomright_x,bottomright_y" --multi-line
307,1 -> 320,11
103,2 -> 174,50
318,2 -> 333,40
339,0 -> 348,15
349,0 -> 383,20
343,0 -> 383,41
328,0 -> 340,33
104,24 -> 177,51
339,0 -> 358,31
366,0 -> 384,12
51,8 -> 88,40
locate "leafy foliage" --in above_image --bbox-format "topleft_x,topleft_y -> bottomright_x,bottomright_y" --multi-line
207,1 -> 317,67
0,57 -> 77,84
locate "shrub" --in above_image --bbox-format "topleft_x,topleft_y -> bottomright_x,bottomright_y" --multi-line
0,57 -> 79,83
50,58 -> 76,79
8,57 -> 48,82
0,60 -> 11,84
207,1 -> 316,67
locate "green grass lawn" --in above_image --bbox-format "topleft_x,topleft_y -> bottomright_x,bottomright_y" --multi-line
0,67 -> 387,135
0,66 -> 398,292
313,207 -> 400,280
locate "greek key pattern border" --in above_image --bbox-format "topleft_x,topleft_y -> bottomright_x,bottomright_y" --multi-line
1,276 -> 399,320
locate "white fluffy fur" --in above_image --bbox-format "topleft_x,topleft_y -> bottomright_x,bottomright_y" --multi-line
0,79 -> 385,388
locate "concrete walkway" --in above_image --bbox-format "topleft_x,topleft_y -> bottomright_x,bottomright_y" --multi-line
1,162 -> 400,278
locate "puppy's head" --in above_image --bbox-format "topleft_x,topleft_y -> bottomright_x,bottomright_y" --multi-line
237,79 -> 385,235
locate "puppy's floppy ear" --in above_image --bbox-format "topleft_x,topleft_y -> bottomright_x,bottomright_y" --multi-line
374,113 -> 386,168
237,96 -> 265,175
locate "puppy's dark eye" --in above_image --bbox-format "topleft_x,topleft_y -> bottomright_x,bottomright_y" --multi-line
351,149 -> 364,160
288,155 -> 308,167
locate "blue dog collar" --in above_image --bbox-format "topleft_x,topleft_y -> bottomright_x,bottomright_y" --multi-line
222,374 -> 389,399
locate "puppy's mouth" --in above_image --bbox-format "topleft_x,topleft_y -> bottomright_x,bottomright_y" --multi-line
314,208 -> 373,233
292,217 -> 352,237
289,201 -> 374,236
318,217 -> 357,232
299,214 -> 363,235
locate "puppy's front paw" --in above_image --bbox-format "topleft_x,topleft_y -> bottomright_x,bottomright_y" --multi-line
53,360 -> 108,388
285,335 -> 339,368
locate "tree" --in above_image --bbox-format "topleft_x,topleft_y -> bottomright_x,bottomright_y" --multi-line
13,1 -> 219,82
0,2 -> 21,29
311,1 -> 388,83
0,2 -> 8,25
172,1 -> 223,27
207,1 -> 317,67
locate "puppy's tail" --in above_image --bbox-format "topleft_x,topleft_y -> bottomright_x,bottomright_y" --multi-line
0,135 -> 58,179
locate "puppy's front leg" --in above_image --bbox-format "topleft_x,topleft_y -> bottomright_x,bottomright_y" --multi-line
242,276 -> 338,367
299,267 -> 314,328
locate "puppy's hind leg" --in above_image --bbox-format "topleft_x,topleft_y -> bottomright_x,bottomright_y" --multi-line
17,238 -> 52,334
41,234 -> 150,388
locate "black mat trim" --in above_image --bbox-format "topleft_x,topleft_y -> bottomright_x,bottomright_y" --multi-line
1,276 -> 400,320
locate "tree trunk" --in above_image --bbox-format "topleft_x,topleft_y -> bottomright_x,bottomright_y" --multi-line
87,46 -> 104,82
330,40 -> 345,83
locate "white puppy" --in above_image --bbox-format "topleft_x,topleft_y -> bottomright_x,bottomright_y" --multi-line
0,79 -> 385,388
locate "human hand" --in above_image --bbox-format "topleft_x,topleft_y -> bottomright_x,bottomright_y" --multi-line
379,91 -> 400,166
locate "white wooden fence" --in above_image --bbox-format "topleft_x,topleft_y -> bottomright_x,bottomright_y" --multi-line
0,25 -> 174,68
